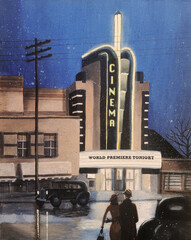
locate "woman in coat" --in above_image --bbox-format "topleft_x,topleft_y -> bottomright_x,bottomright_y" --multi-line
101,193 -> 121,240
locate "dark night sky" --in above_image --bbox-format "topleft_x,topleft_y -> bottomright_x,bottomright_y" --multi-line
0,0 -> 191,146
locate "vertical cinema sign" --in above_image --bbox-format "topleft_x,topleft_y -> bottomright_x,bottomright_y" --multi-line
82,46 -> 119,150
108,63 -> 116,127
107,56 -> 118,149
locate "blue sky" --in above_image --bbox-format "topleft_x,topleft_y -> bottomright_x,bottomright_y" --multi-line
0,0 -> 191,144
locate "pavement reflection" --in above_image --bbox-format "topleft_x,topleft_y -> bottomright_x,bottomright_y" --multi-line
40,204 -> 90,218
0,200 -> 157,240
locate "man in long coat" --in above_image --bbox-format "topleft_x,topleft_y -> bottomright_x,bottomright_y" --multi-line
119,189 -> 138,240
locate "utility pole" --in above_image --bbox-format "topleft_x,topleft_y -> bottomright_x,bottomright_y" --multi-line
25,38 -> 52,197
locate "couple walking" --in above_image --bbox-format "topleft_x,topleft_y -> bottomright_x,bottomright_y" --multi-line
101,189 -> 138,240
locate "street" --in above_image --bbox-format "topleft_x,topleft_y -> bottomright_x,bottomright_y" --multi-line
0,200 -> 158,240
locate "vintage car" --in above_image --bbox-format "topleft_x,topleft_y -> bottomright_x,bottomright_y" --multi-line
36,180 -> 90,208
138,196 -> 191,240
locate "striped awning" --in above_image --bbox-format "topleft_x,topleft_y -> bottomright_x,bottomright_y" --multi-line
0,163 -> 16,181
21,162 -> 72,180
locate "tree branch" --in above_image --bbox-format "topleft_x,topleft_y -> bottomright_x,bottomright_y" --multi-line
166,118 -> 191,158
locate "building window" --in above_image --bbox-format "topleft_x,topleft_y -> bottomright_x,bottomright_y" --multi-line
116,169 -> 123,180
126,169 -> 134,190
17,134 -> 28,157
106,169 -> 112,179
30,133 -> 44,156
164,174 -> 182,191
69,90 -> 86,152
44,134 -> 56,157
89,180 -> 95,187
3,133 -> 17,157
185,174 -> 191,190
142,91 -> 149,150
2,132 -> 58,158
0,134 -> 3,156
105,169 -> 113,191
164,173 -> 191,192
87,174 -> 96,179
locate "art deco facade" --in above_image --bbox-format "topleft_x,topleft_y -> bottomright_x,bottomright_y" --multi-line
66,12 -> 150,152
66,12 -> 161,193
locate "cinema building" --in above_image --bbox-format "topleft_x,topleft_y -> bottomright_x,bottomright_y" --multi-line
66,12 -> 162,193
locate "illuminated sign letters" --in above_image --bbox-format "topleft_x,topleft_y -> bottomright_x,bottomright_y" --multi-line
82,47 -> 118,149
109,63 -> 115,72
108,63 -> 116,127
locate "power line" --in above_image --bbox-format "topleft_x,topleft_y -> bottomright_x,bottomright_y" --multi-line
35,34 -> 191,42
0,47 -> 191,60
50,45 -> 191,54
0,40 -> 34,43
0,31 -> 191,46
1,30 -> 191,43
47,36 -> 191,43
1,48 -> 191,62
133,30 -> 191,37
1,43 -> 191,58
0,59 -> 25,61
0,53 -> 27,57
137,52 -> 190,57
1,35 -> 191,49
0,45 -> 27,49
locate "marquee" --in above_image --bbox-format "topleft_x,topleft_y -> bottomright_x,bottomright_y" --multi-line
80,150 -> 162,169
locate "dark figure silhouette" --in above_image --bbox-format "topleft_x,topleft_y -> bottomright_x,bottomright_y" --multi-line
119,189 -> 138,240
101,193 -> 121,240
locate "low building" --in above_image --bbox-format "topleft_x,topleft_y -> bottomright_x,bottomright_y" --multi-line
148,129 -> 191,195
0,75 -> 80,192
161,158 -> 191,195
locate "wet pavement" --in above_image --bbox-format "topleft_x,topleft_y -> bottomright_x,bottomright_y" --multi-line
0,200 -> 158,240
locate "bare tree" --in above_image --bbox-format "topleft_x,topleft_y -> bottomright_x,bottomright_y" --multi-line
166,118 -> 191,159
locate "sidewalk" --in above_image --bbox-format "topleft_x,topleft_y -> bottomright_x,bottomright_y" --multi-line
90,190 -> 183,202
0,192 -> 36,203
0,190 -> 183,204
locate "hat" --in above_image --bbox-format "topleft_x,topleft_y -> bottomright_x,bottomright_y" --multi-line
123,189 -> 132,197
109,193 -> 119,202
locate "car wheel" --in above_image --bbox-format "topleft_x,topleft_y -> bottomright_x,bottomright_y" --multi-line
153,225 -> 176,240
77,192 -> 89,206
50,195 -> 61,208
138,228 -> 153,240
